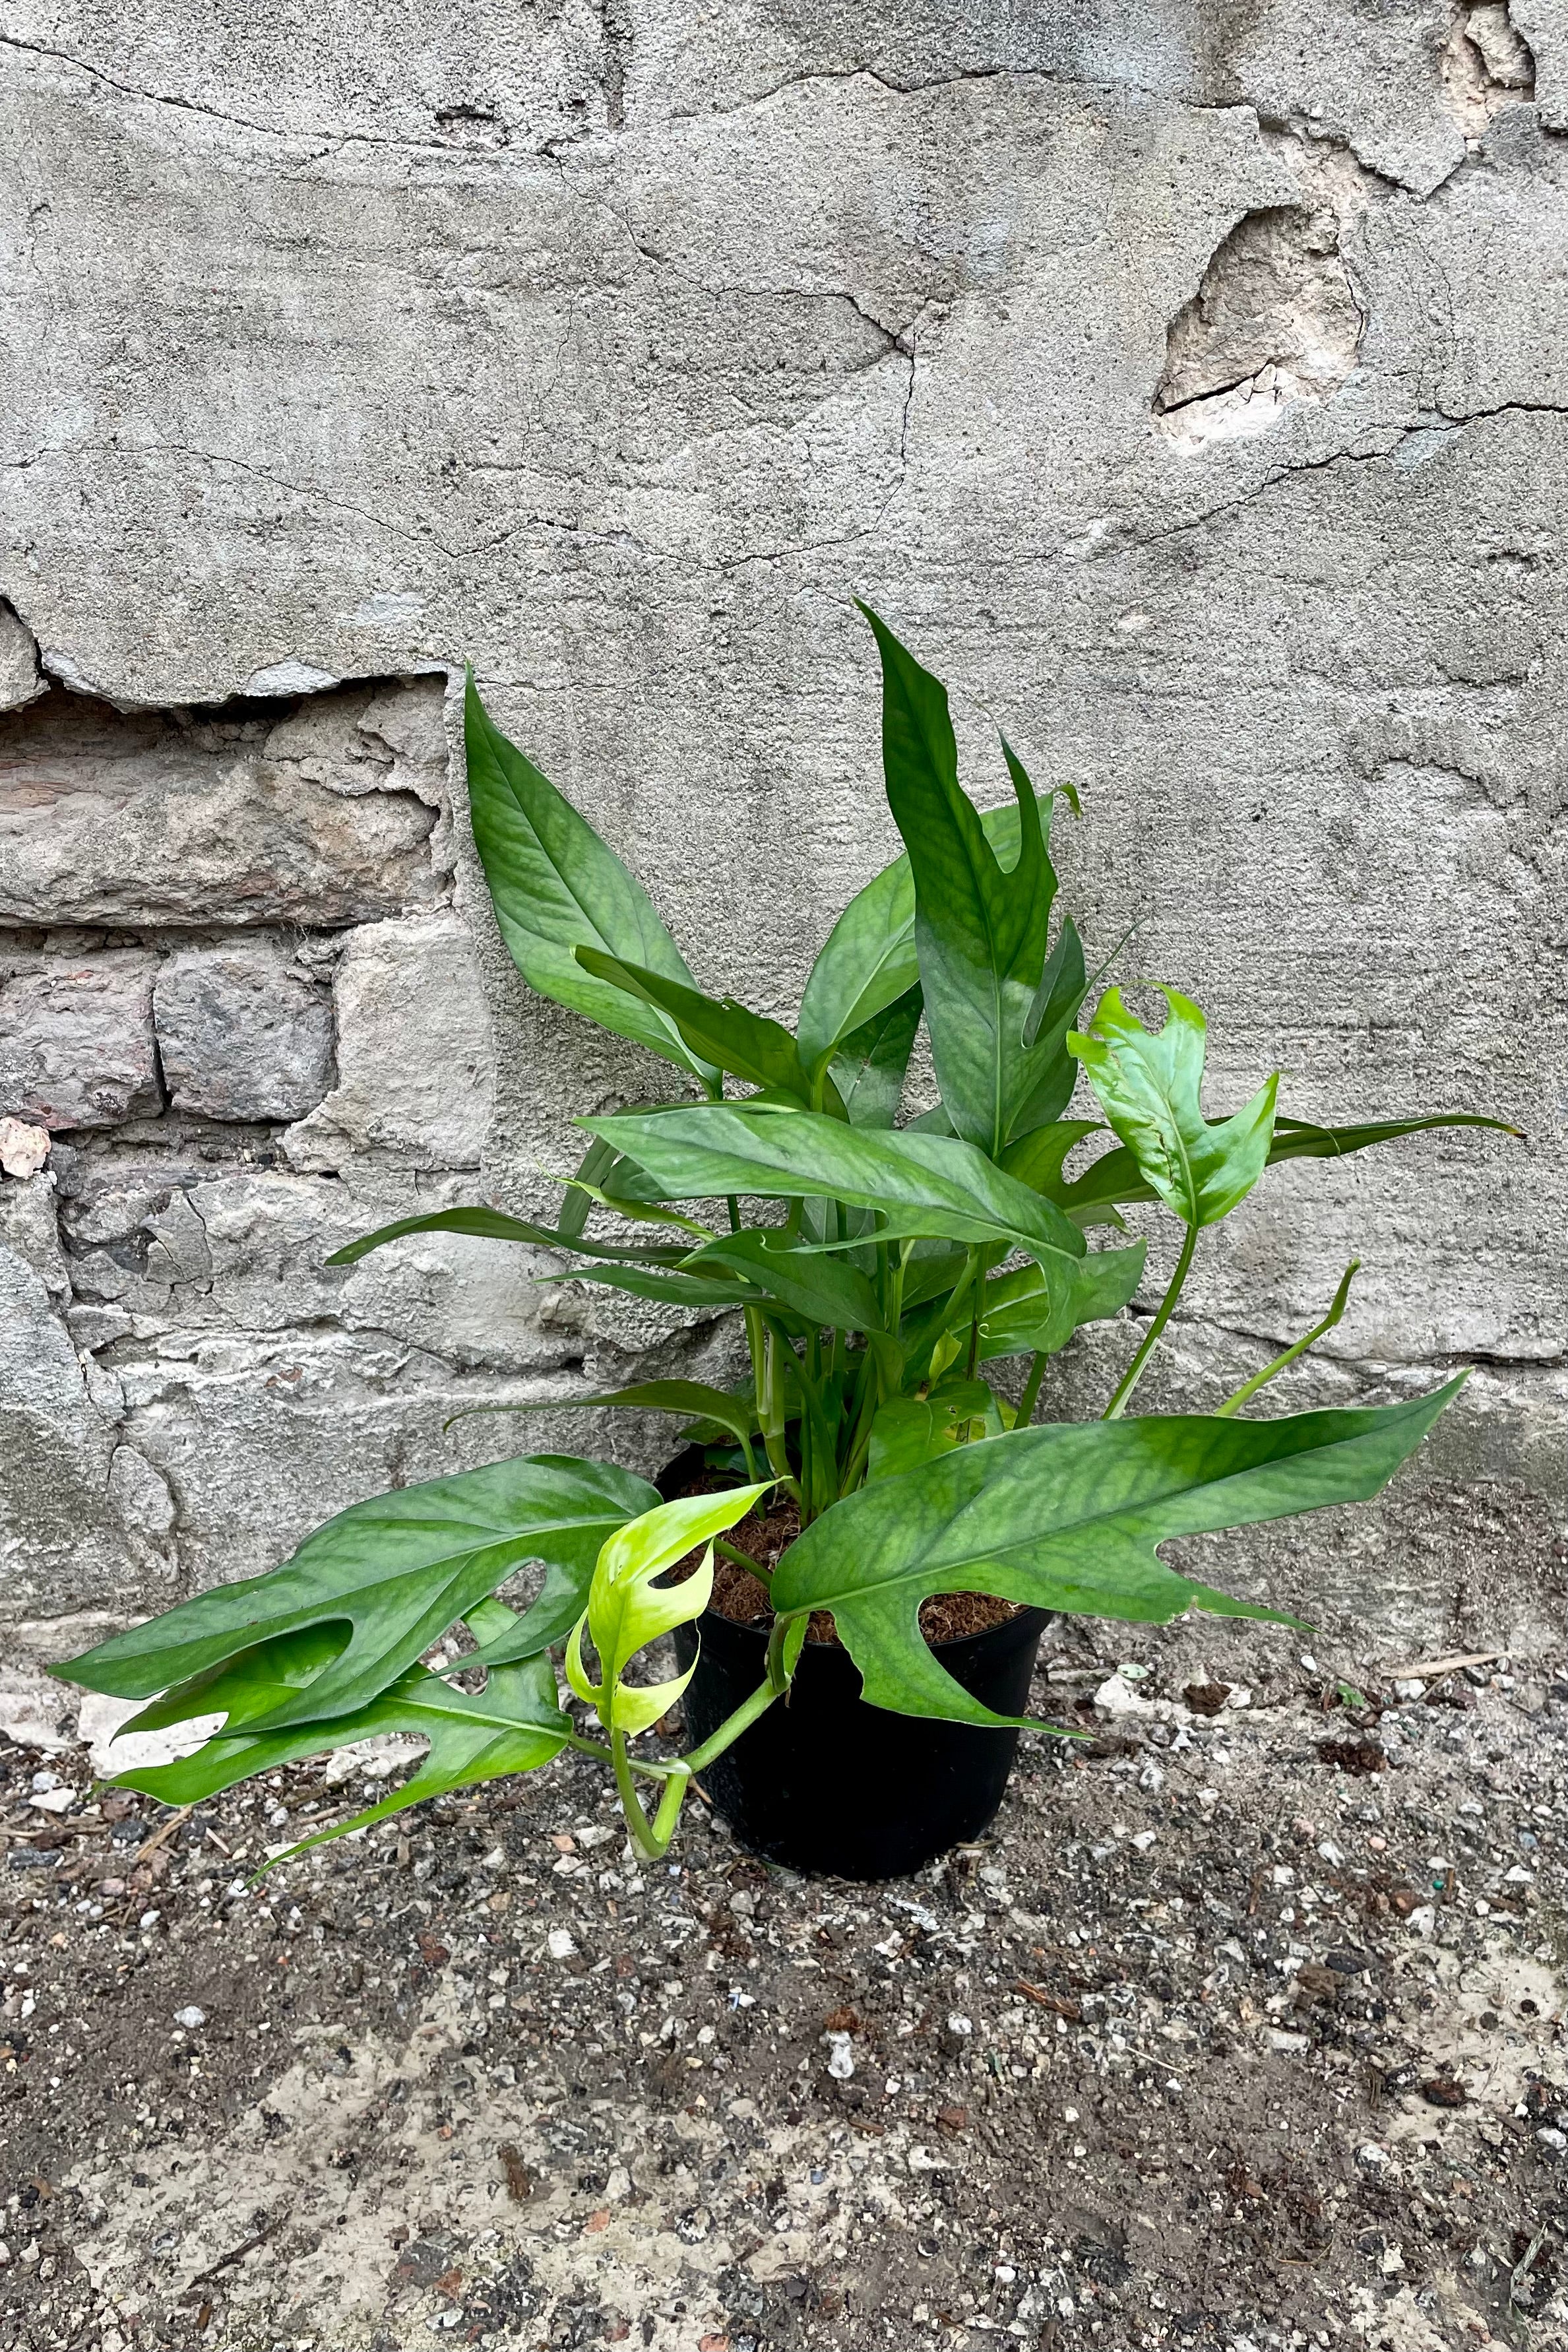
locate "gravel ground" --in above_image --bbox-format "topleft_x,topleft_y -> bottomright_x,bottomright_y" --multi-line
2,1618 -> 1565,2352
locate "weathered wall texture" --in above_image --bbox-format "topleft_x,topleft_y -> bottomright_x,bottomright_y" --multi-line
0,2 -> 1563,1659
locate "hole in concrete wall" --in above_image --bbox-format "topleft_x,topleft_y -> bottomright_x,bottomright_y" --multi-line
1445,3 -> 1536,135
1153,204 -> 1364,455
0,670 -> 451,930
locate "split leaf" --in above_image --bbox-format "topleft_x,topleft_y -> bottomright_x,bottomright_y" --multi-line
55,1455 -> 659,1732
770,1379 -> 1466,1727
567,1486 -> 771,1736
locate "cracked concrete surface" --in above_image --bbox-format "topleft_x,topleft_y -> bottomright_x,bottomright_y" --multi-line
0,4 -> 1563,1667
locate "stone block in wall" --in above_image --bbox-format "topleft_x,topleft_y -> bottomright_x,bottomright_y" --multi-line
0,1242 -> 155,1615
0,676 -> 450,928
0,602 -> 44,713
0,1168 -> 69,1305
153,942 -> 336,1122
285,913 -> 493,1171
0,947 -> 162,1128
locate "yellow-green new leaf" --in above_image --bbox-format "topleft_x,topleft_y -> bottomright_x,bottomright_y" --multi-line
570,1485 -> 772,1736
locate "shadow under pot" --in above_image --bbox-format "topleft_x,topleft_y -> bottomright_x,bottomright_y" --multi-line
660,1459 -> 1051,1882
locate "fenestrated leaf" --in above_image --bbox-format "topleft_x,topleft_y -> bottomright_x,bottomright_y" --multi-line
861,605 -> 1069,1158
575,948 -> 817,1105
113,1623 -> 350,1742
102,1640 -> 571,1858
831,983 -> 924,1129
580,1104 -> 1088,1280
326,1205 -> 684,1270
976,1241 -> 1147,1362
681,1228 -> 887,1333
54,1455 -> 660,1731
770,1378 -> 1466,1727
464,672 -> 718,1089
1069,987 -> 1277,1228
568,1487 -> 770,1737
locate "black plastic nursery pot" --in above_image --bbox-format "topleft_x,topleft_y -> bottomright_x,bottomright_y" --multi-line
660,1455 -> 1050,1881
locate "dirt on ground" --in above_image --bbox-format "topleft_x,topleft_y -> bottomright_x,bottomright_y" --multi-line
2,1616 -> 1565,2352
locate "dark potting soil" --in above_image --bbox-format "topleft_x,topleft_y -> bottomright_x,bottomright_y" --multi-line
668,1469 -> 1019,1649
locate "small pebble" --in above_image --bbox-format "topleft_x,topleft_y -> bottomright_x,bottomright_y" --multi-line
823,2031 -> 854,2080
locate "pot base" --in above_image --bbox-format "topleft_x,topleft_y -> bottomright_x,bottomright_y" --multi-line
671,1603 -> 1050,1881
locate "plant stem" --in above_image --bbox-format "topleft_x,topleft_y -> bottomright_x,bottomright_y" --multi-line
1102,1223 -> 1198,1420
680,1643 -> 792,1773
755,1321 -> 798,1499
715,1536 -> 769,1581
1215,1259 -> 1360,1417
1016,1350 -> 1048,1427
650,1769 -> 689,1850
610,1727 -> 670,1858
566,1731 -> 675,1783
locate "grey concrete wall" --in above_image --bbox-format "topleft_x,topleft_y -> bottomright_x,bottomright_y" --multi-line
0,2 -> 1563,1663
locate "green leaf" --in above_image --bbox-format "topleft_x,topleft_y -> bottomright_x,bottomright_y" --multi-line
867,1381 -> 997,1484
770,1378 -> 1466,1726
326,1205 -> 684,1270
54,1455 -> 660,1731
534,1380 -> 763,1442
1216,1260 -> 1360,1417
1011,918 -> 1088,1137
1069,987 -> 1277,1228
582,1103 -> 1087,1275
1057,1108 -> 1522,1221
558,1135 -> 617,1240
115,1623 -> 352,1741
831,983 -> 924,1129
860,604 -> 1069,1158
1000,1118 -> 1105,1199
104,1644 -> 570,1854
548,1262 -> 776,1314
575,949 -> 817,1104
1267,1111 -> 1523,1163
977,1242 -> 1147,1362
464,672 -> 718,1089
568,1487 -> 770,1736
797,852 -> 918,1074
682,1228 -> 887,1333
795,808 -> 1025,1079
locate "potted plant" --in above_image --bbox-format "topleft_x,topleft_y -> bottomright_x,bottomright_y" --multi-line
55,608 -> 1515,1882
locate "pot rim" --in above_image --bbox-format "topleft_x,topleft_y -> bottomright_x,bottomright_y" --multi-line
683,1597 -> 1055,1657
656,1441 -> 1055,1659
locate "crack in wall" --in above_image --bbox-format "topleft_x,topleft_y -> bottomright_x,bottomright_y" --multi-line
1133,395 -> 1568,559
0,30 -> 527,156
